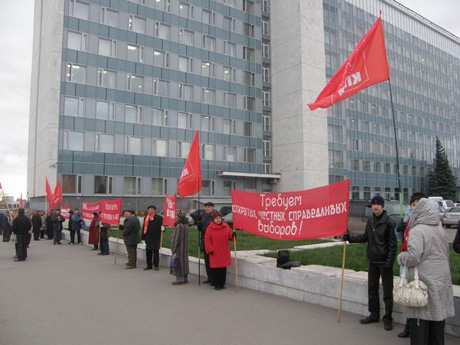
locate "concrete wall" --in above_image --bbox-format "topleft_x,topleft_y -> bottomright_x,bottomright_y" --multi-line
271,0 -> 329,192
27,0 -> 64,199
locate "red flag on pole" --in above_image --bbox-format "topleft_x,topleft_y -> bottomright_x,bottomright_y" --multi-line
52,181 -> 63,208
163,195 -> 177,227
308,16 -> 389,111
178,131 -> 202,198
46,178 -> 54,209
19,194 -> 23,208
100,199 -> 122,225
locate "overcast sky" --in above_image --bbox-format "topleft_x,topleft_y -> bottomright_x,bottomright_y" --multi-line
0,0 -> 459,200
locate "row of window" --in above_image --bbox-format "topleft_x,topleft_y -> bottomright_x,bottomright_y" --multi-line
333,156 -> 427,176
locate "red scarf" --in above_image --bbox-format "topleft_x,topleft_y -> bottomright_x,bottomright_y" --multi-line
143,214 -> 155,235
401,219 -> 410,252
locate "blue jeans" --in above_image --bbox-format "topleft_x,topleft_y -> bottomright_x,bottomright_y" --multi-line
100,237 -> 110,254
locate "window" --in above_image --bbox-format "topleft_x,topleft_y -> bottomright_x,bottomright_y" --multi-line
363,141 -> 370,152
179,2 -> 193,18
224,93 -> 236,108
263,140 -> 271,157
179,29 -> 194,45
202,10 -> 215,25
125,136 -> 142,155
223,67 -> 235,82
328,125 -> 343,143
264,163 -> 271,174
62,174 -> 82,194
96,101 -> 114,120
263,116 -> 271,132
124,177 -> 141,195
361,121 -> 369,133
151,178 -> 166,195
201,116 -> 215,132
125,105 -> 143,124
152,139 -> 168,157
94,176 -> 112,194
152,109 -> 168,126
202,35 -> 216,51
351,160 -> 359,171
243,71 -> 255,85
201,180 -> 214,196
64,97 -> 83,117
262,0 -> 269,12
128,15 -> 146,34
178,56 -> 192,72
178,84 -> 194,100
70,0 -> 89,20
100,8 -> 118,27
374,162 -> 381,173
328,150 -> 344,169
126,74 -> 143,92
95,134 -> 114,153
224,0 -> 236,6
223,119 -> 236,135
384,163 -> 391,174
262,67 -> 270,82
98,69 -> 116,88
262,44 -> 270,58
203,89 -> 216,104
155,0 -> 170,11
179,141 -> 191,158
351,186 -> 360,200
66,64 -> 86,83
201,62 -> 214,77
224,146 -> 236,162
363,161 -> 370,172
156,23 -> 171,40
244,122 -> 254,137
224,42 -> 236,57
153,51 -> 169,68
262,20 -> 269,35
99,38 -> 117,57
244,96 -> 255,111
223,16 -> 235,31
63,131 -> 84,151
153,80 -> 169,97
243,47 -> 255,61
263,92 -> 270,107
223,180 -> 236,196
363,187 -> 371,200
350,118 -> 358,130
243,0 -> 254,14
203,144 -> 215,160
178,113 -> 193,129
244,23 -> 255,37
244,148 -> 256,163
67,31 -> 87,51
127,45 -> 144,63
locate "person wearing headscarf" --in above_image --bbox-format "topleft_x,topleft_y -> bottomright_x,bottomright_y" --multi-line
89,212 -> 100,250
98,223 -> 110,256
170,210 -> 189,285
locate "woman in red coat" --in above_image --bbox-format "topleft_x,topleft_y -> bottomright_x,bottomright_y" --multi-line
88,212 -> 100,250
205,211 -> 235,290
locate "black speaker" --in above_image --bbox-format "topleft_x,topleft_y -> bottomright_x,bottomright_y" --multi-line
276,250 -> 290,267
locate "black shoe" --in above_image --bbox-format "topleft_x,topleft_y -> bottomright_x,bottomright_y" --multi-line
154,267 -> 159,271
397,326 -> 410,338
360,316 -> 379,324
57,242 -> 62,245
102,253 -> 110,256
144,267 -> 153,270
214,286 -> 222,290
97,253 -> 103,255
125,265 -> 136,269
203,280 -> 210,284
384,320 -> 393,331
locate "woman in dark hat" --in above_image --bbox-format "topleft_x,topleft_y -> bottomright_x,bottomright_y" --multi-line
170,210 -> 189,285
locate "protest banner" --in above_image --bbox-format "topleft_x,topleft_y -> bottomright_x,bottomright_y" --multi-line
61,205 -> 72,219
232,180 -> 350,240
163,195 -> 177,227
100,199 -> 122,225
81,201 -> 101,221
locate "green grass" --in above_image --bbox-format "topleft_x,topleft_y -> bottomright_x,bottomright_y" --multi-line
265,243 -> 460,285
108,226 -> 327,258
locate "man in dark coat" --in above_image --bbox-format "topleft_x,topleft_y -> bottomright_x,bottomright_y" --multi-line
32,211 -> 43,241
200,202 -> 214,284
344,195 -> 397,331
0,212 -> 4,236
69,208 -> 83,245
141,205 -> 164,271
45,211 -> 53,240
121,210 -> 140,269
12,208 -> 31,262
454,223 -> 460,285
51,208 -> 65,245
2,211 -> 13,242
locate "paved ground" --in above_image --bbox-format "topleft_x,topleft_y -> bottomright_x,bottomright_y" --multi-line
0,239 -> 457,345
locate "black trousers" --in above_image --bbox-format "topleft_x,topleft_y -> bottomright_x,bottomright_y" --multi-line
204,252 -> 211,279
409,319 -> 445,345
70,228 -> 82,243
16,234 -> 27,261
211,267 -> 227,287
146,249 -> 159,268
33,227 -> 41,240
40,229 -> 45,238
3,228 -> 11,242
368,263 -> 393,321
126,245 -> 137,267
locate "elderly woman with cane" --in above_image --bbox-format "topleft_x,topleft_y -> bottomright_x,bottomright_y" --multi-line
170,210 -> 189,285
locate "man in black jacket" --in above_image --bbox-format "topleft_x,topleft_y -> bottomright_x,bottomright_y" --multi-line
51,209 -> 65,245
12,208 -> 31,262
32,211 -> 42,241
121,210 -> 140,269
2,211 -> 13,242
199,202 -> 214,284
344,195 -> 397,331
141,205 -> 164,271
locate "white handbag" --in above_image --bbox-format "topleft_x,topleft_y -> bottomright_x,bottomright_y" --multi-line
393,264 -> 428,307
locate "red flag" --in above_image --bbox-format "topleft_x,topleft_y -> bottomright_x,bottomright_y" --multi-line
100,199 -> 122,225
52,181 -> 63,208
19,194 -> 23,208
0,182 -> 3,190
163,195 -> 177,227
178,131 -> 202,198
308,17 -> 389,111
46,178 -> 54,209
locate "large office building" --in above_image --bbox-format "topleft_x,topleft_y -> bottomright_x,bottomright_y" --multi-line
28,0 -> 460,209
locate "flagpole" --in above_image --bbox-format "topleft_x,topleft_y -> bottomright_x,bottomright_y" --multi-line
388,79 -> 404,218
197,190 -> 201,285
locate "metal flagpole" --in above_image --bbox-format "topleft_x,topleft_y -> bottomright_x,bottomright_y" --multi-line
197,191 -> 201,285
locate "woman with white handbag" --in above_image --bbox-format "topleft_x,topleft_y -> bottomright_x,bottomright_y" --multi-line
397,198 -> 455,345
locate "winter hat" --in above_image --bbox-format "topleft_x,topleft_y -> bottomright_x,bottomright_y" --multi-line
210,210 -> 222,220
371,195 -> 385,207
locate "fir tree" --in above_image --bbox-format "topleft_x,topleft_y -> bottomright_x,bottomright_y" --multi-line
427,137 -> 457,200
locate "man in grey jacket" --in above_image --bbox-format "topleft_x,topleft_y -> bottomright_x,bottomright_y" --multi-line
120,210 -> 140,269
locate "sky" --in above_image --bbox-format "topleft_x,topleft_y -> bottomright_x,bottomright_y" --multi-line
0,0 -> 459,200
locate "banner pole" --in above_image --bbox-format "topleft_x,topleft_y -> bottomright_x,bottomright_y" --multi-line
114,227 -> 120,265
233,235 -> 239,291
337,240 -> 347,323
158,229 -> 164,271
197,192 -> 201,285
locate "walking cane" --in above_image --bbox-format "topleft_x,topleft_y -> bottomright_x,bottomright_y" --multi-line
233,232 -> 239,291
337,240 -> 347,323
158,227 -> 164,271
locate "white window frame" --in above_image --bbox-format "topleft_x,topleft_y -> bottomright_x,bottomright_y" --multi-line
223,66 -> 236,82
202,10 -> 216,26
262,20 -> 269,35
263,140 -> 271,157
98,38 -> 117,57
152,109 -> 169,127
153,79 -> 169,96
128,15 -> 146,34
62,174 -> 82,195
179,29 -> 194,45
125,105 -> 143,124
224,41 -> 236,57
224,92 -> 237,108
223,119 -> 236,135
100,7 -> 119,27
63,130 -> 84,151
202,88 -> 216,104
179,2 -> 194,19
151,178 -> 167,195
263,91 -> 271,107
67,31 -> 88,51
244,121 -> 255,137
178,83 -> 194,101
178,141 -> 191,158
223,16 -> 236,31
262,44 -> 270,58
262,67 -> 270,83
69,0 -> 90,20
178,56 -> 193,73
152,139 -> 168,157
244,96 -> 256,111
95,100 -> 114,120
202,35 -> 216,51
224,146 -> 236,162
263,163 -> 271,174
201,61 -> 215,78
263,115 -> 271,132
201,115 -> 215,132
153,50 -> 170,68
94,175 -> 113,195
64,96 -> 85,117
243,46 -> 255,61
127,44 -> 144,63
155,22 -> 171,40
123,176 -> 141,195
95,133 -> 115,153
126,74 -> 144,92
244,147 -> 256,163
66,63 -> 86,83
202,144 -> 216,160
125,136 -> 143,155
178,112 -> 193,129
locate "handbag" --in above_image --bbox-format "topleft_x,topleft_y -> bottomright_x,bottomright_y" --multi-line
393,262 -> 428,308
170,253 -> 179,269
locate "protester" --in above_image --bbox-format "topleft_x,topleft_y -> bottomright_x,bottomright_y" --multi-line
454,224 -> 460,285
200,202 -> 215,284
397,198 -> 455,345
2,210 -> 13,242
170,210 -> 189,285
32,210 -> 42,241
69,208 -> 83,245
0,212 -> 4,237
89,212 -> 100,250
40,211 -> 47,239
51,208 -> 65,245
343,195 -> 397,330
394,192 -> 426,338
12,208 -> 31,262
98,223 -> 110,256
142,205 -> 164,271
205,210 -> 235,290
68,209 -> 74,230
45,211 -> 53,240
121,210 -> 140,269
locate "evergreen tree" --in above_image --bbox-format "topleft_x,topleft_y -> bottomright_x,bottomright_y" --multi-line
427,137 -> 457,200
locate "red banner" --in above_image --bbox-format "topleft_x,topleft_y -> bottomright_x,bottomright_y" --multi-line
232,180 -> 350,240
178,130 -> 202,198
81,201 -> 101,221
61,205 -> 72,219
46,178 -> 54,209
163,195 -> 177,227
100,199 -> 122,225
52,181 -> 63,208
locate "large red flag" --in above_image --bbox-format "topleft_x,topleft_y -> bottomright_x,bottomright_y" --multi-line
45,178 -> 54,209
308,16 -> 389,111
163,195 -> 177,227
178,131 -> 202,198
52,181 -> 63,208
19,194 -> 23,208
